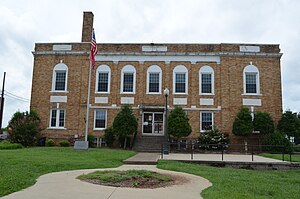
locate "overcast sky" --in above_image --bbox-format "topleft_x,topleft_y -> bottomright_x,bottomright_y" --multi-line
0,0 -> 299,127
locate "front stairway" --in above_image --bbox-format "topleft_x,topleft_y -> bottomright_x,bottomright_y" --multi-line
133,136 -> 166,152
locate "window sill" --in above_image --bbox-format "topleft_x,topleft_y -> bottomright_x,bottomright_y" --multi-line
242,93 -> 262,96
50,91 -> 69,93
47,127 -> 67,130
120,92 -> 136,95
95,92 -> 110,94
173,93 -> 188,95
146,92 -> 161,95
200,93 -> 214,96
94,128 -> 106,131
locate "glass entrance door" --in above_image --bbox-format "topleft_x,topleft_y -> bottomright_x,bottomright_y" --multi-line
143,112 -> 164,136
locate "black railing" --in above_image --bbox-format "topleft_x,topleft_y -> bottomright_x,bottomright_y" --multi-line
161,141 -> 300,162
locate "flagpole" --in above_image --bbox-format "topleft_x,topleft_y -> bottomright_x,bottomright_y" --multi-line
85,61 -> 92,142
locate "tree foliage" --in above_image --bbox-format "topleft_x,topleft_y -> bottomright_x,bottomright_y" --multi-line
167,106 -> 192,139
253,111 -> 275,134
232,108 -> 253,136
264,130 -> 293,153
277,111 -> 300,138
8,110 -> 42,147
112,105 -> 138,148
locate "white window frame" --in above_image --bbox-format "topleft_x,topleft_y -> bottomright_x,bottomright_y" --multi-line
94,109 -> 107,130
51,63 -> 68,92
173,65 -> 188,95
120,65 -> 136,94
200,111 -> 214,132
95,64 -> 111,94
49,109 -> 66,129
243,65 -> 260,95
146,65 -> 162,94
199,65 -> 214,95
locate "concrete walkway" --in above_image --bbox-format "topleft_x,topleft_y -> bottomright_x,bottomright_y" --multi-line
123,153 -> 159,164
2,165 -> 211,199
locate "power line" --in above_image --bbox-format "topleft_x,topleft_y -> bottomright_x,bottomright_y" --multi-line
4,90 -> 30,101
4,94 -> 30,103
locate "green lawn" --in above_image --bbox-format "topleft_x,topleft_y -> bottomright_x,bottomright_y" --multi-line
0,147 -> 135,197
260,153 -> 300,162
158,160 -> 300,199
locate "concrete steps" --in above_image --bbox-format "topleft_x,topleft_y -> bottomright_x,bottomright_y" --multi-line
132,136 -> 165,152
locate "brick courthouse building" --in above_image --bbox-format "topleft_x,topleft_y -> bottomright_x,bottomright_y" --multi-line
30,12 -> 282,148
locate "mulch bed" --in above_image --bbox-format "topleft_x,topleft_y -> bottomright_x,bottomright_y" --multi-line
80,173 -> 189,189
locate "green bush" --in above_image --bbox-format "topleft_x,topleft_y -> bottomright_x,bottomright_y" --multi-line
277,111 -> 300,138
59,140 -> 70,147
168,106 -> 192,139
232,108 -> 253,136
87,134 -> 95,148
113,105 -> 138,149
264,130 -> 293,153
0,141 -> 23,150
198,128 -> 229,150
104,127 -> 115,147
253,111 -> 275,134
45,139 -> 55,147
8,110 -> 42,147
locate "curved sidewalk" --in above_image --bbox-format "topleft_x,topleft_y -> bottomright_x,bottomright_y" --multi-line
2,165 -> 211,199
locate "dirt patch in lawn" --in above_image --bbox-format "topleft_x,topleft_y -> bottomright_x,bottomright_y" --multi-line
78,170 -> 189,189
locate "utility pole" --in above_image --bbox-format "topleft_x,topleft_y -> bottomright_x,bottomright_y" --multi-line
0,72 -> 6,132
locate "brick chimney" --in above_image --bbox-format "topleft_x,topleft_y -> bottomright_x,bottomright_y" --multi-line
81,12 -> 94,42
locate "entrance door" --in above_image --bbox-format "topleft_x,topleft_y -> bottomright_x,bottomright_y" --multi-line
142,112 -> 164,136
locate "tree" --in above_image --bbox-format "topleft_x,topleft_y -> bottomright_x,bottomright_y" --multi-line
8,110 -> 42,147
112,105 -> 138,149
232,108 -> 253,136
277,111 -> 300,139
168,106 -> 192,148
253,111 -> 275,134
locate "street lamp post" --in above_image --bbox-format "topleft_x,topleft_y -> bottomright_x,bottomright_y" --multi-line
163,88 -> 169,154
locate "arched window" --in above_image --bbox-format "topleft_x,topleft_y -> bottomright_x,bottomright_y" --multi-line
51,63 -> 68,92
199,65 -> 214,95
146,65 -> 162,94
243,65 -> 260,94
173,65 -> 188,94
95,64 -> 111,93
121,65 -> 136,94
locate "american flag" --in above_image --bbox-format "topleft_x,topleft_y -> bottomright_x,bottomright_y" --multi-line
89,29 -> 98,69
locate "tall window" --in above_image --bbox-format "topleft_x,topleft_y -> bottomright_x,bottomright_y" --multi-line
94,110 -> 107,129
96,65 -> 111,93
52,63 -> 68,92
50,109 -> 65,128
173,65 -> 188,94
200,65 -> 214,95
121,65 -> 136,94
243,65 -> 260,95
200,112 -> 213,132
147,65 -> 162,94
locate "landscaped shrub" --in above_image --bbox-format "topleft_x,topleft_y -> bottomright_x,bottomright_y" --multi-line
277,111 -> 300,139
0,141 -> 23,150
253,111 -> 275,134
264,130 -> 293,153
104,127 -> 115,147
168,106 -> 192,139
45,139 -> 55,147
8,110 -> 42,147
87,134 -> 95,148
198,128 -> 229,150
59,140 -> 70,147
232,108 -> 253,136
113,105 -> 138,149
